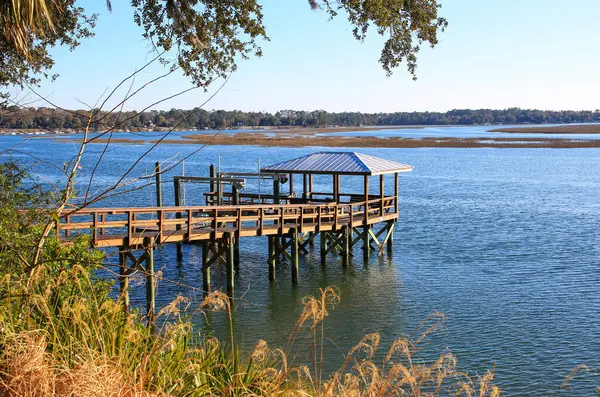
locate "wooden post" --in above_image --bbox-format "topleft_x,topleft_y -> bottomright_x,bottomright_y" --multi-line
363,226 -> 370,262
320,231 -> 327,266
364,175 -> 370,207
232,185 -> 240,267
308,174 -> 313,200
202,242 -> 210,293
332,174 -> 337,202
363,175 -> 371,264
144,237 -> 156,328
225,232 -> 235,295
291,229 -> 299,283
342,227 -> 350,267
155,161 -> 162,207
303,174 -> 308,199
173,178 -> 183,260
380,174 -> 385,215
394,172 -> 399,214
174,178 -> 181,206
387,221 -> 394,253
289,173 -> 294,197
268,236 -> 276,281
273,178 -> 280,204
119,248 -> 129,312
216,174 -> 222,206
209,164 -> 216,205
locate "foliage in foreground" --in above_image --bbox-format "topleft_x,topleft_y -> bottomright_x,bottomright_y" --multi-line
2,0 -> 446,98
0,161 -> 499,396
0,272 -> 500,397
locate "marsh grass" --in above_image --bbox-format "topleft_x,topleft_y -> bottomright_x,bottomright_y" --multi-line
0,242 -> 500,396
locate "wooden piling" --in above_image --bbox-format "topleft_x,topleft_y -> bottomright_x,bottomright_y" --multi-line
268,236 -> 276,281
201,241 -> 210,293
320,231 -> 328,265
119,248 -> 129,312
155,162 -> 162,207
363,226 -> 370,262
232,186 -> 240,267
291,229 -> 299,283
225,232 -> 235,295
209,164 -> 216,205
144,237 -> 155,328
387,221 -> 394,253
342,227 -> 350,266
173,178 -> 183,260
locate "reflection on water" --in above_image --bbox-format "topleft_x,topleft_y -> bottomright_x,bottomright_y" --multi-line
1,134 -> 600,396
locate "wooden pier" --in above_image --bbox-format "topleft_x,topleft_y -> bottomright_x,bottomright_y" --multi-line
56,152 -> 413,322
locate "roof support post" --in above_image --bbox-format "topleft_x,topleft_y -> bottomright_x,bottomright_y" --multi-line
364,175 -> 369,222
394,172 -> 399,214
289,173 -> 294,197
273,178 -> 280,204
333,174 -> 340,203
380,174 -> 384,216
303,173 -> 308,200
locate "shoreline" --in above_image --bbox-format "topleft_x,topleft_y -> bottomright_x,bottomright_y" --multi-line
0,125 -> 426,137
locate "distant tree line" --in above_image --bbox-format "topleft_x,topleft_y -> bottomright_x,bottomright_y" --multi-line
1,107 -> 599,131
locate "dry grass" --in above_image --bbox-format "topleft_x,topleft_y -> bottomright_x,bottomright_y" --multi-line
0,285 -> 501,397
0,333 -> 153,397
80,134 -> 600,148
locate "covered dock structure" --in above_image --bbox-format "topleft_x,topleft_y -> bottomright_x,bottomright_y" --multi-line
56,151 -> 413,324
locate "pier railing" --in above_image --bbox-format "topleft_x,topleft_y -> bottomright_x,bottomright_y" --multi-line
204,192 -> 387,206
56,196 -> 397,247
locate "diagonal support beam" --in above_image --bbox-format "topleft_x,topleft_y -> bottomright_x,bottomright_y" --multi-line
299,232 -> 317,253
377,223 -> 394,255
324,232 -> 346,256
203,244 -> 228,270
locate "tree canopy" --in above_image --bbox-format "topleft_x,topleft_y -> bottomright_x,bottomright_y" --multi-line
2,107 -> 597,131
0,0 -> 447,95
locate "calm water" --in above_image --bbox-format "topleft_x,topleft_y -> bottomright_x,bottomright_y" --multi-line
2,133 -> 599,396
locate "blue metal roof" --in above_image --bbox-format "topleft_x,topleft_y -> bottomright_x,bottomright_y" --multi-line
261,151 -> 413,175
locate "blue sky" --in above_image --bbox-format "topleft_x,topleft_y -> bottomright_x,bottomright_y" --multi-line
24,0 -> 600,112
